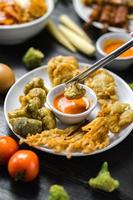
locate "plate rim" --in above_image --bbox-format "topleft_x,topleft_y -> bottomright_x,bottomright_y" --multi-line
73,0 -> 132,33
4,63 -> 133,157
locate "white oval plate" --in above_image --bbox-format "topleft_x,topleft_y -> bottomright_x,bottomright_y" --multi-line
4,64 -> 133,157
73,0 -> 133,33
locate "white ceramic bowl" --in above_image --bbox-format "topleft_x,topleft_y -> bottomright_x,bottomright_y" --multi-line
96,32 -> 133,71
0,0 -> 54,45
46,83 -> 97,125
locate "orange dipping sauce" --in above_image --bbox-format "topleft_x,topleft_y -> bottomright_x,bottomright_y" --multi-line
104,40 -> 133,58
54,93 -> 89,114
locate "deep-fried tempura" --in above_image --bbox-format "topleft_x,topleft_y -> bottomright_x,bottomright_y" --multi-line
48,55 -> 79,86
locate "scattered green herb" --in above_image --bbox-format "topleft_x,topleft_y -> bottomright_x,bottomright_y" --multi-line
22,47 -> 44,70
88,162 -> 120,192
48,184 -> 70,200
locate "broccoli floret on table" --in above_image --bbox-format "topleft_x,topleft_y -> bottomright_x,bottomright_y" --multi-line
88,162 -> 120,192
48,184 -> 70,200
23,47 -> 44,69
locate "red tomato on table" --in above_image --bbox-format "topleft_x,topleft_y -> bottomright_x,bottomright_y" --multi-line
0,136 -> 19,165
8,150 -> 39,182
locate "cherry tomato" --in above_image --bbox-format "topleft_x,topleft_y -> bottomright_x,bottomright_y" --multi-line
0,136 -> 19,165
8,150 -> 39,182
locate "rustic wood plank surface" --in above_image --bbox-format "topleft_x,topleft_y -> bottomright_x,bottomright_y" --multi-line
0,1 -> 133,200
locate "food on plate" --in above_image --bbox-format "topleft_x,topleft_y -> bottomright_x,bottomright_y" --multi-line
84,4 -> 102,30
23,77 -> 48,95
54,93 -> 89,114
21,117 -> 109,158
19,87 -> 47,108
48,55 -> 80,86
0,136 -> 19,165
98,101 -> 133,133
85,69 -> 118,105
47,20 -> 76,53
64,82 -> 86,99
58,24 -> 96,56
8,77 -> 56,137
82,0 -> 133,7
88,162 -> 120,192
48,185 -> 70,200
0,63 -> 15,94
38,107 -> 56,130
0,0 -> 47,25
60,14 -> 92,43
9,117 -> 43,137
22,47 -> 45,69
83,0 -> 132,31
8,108 -> 30,119
7,56 -> 133,157
8,150 -> 39,182
104,40 -> 133,58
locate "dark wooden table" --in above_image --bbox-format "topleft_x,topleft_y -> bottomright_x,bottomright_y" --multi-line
0,1 -> 133,200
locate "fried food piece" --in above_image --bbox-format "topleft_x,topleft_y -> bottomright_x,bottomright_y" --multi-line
29,0 -> 47,18
38,107 -> 56,130
85,69 -> 118,105
98,101 -> 133,133
9,117 -> 42,138
8,108 -> 29,119
22,117 -> 109,158
19,88 -> 47,107
119,110 -> 133,127
24,77 -> 48,95
64,82 -> 86,99
25,98 -> 41,118
48,55 -> 79,86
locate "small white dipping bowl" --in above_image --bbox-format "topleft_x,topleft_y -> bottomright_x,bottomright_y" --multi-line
0,0 -> 54,45
46,84 -> 97,125
96,32 -> 133,71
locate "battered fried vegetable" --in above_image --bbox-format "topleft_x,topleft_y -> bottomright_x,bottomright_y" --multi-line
20,88 -> 47,107
25,98 -> 41,119
98,101 -> 133,133
38,107 -> 56,129
64,82 -> 86,99
88,162 -> 120,192
8,108 -> 29,119
24,77 -> 48,95
48,55 -> 79,86
9,117 -> 42,138
23,47 -> 44,69
48,185 -> 70,200
22,117 -> 109,158
85,69 -> 118,105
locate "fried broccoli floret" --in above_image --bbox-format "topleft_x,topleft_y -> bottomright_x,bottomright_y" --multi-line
64,82 -> 86,99
24,77 -> 48,95
38,107 -> 56,130
48,185 -> 70,200
88,162 -> 120,192
23,47 -> 44,69
9,117 -> 42,138
8,108 -> 29,119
